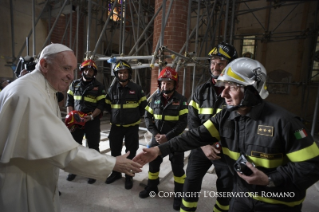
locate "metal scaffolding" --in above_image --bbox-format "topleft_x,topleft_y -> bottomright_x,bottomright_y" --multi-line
4,0 -> 319,134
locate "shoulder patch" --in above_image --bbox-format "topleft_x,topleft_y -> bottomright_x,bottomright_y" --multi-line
294,129 -> 307,139
257,125 -> 273,137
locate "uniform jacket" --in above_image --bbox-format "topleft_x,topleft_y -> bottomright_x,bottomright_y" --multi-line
0,70 -> 115,212
159,101 -> 319,207
66,78 -> 105,114
105,80 -> 147,127
188,78 -> 225,129
145,91 -> 188,140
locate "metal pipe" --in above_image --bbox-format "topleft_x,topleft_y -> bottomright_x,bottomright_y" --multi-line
230,0 -> 236,44
15,0 -> 48,61
86,0 -> 92,52
129,0 -> 137,54
32,0 -> 36,55
160,0 -> 166,47
185,0 -> 192,54
182,67 -> 186,95
75,4 -> 80,79
122,0 -> 127,54
69,3 -> 72,47
128,5 -> 162,56
224,0 -> 230,42
92,1 -> 117,57
119,0 -> 123,53
97,55 -> 175,61
211,0 -> 225,48
199,0 -> 217,56
26,37 -> 29,56
42,0 -> 68,49
10,0 -> 15,61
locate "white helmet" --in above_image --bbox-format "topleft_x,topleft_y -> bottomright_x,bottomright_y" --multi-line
216,57 -> 269,99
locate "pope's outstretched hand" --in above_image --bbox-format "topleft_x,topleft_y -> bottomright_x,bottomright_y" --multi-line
132,147 -> 161,165
113,151 -> 143,176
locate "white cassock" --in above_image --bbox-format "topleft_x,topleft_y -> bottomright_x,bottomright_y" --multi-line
0,69 -> 115,212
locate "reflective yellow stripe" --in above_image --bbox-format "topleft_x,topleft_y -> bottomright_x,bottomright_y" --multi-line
182,199 -> 197,208
123,103 -> 139,108
287,142 -> 319,162
111,103 -> 139,109
227,67 -> 245,82
179,108 -> 188,116
67,90 -> 74,96
139,96 -> 146,104
174,174 -> 186,184
199,108 -> 213,114
215,199 -> 229,210
189,100 -> 199,109
114,119 -> 140,127
213,205 -> 222,212
203,120 -> 220,140
74,96 -> 82,100
84,96 -> 97,103
105,99 -> 111,104
164,115 -> 179,121
247,155 -> 283,169
96,95 -> 105,101
148,171 -> 159,180
154,114 -> 162,120
145,105 -> 154,114
222,147 -> 240,161
252,195 -> 304,207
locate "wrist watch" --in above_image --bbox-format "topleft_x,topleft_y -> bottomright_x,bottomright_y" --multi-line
267,176 -> 275,187
90,115 -> 94,120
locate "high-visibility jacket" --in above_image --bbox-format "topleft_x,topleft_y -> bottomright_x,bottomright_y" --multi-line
66,78 -> 105,113
159,101 -> 319,208
145,91 -> 188,140
188,79 -> 225,129
105,81 -> 147,127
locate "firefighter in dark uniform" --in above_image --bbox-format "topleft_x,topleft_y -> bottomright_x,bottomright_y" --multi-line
182,43 -> 238,212
134,57 -> 319,212
139,67 -> 188,211
65,59 -> 105,184
105,60 -> 147,190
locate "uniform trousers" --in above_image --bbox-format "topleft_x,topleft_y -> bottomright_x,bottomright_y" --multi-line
181,148 -> 233,212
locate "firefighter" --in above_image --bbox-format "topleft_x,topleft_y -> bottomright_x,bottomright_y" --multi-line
105,60 -> 147,189
182,43 -> 238,212
65,59 -> 106,184
139,67 -> 188,211
134,57 -> 319,212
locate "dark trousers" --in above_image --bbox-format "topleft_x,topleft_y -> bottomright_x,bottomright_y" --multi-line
181,148 -> 233,212
72,118 -> 101,152
148,137 -> 185,188
108,125 -> 139,176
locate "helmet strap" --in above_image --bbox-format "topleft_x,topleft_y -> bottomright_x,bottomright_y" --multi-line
82,72 -> 94,80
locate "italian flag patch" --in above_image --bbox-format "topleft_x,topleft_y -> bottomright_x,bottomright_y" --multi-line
294,129 -> 307,139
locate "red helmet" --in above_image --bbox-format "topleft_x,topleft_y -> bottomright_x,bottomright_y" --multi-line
79,59 -> 98,74
158,67 -> 179,88
65,111 -> 86,132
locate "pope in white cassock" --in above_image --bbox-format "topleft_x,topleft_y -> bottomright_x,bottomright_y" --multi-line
0,43 -> 142,212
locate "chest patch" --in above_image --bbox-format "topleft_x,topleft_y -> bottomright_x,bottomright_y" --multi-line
93,87 -> 98,91
251,151 -> 283,159
257,125 -> 273,137
172,101 -> 180,105
129,90 -> 136,94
